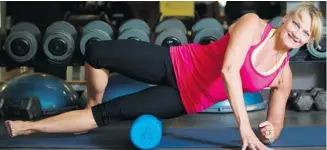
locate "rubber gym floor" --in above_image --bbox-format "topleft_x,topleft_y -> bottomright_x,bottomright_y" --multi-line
0,105 -> 325,150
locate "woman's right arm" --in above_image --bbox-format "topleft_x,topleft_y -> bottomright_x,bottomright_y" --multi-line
84,63 -> 109,108
221,13 -> 270,150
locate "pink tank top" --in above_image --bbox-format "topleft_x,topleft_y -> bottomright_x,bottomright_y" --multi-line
170,23 -> 290,114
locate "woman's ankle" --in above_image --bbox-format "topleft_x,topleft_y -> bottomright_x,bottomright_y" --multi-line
24,121 -> 36,131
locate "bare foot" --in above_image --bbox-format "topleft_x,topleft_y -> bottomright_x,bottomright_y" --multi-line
5,120 -> 35,137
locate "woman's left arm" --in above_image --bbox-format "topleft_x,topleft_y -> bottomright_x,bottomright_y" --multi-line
266,63 -> 292,139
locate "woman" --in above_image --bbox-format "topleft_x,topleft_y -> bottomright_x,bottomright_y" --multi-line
5,2 -> 322,150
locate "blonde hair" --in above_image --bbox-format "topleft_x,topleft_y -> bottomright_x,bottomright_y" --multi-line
287,2 -> 324,46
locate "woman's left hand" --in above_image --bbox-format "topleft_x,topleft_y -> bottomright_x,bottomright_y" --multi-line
258,121 -> 275,145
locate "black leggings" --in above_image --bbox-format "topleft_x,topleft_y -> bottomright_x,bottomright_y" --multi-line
84,39 -> 187,127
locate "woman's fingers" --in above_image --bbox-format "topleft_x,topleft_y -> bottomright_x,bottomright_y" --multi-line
264,131 -> 273,139
260,125 -> 274,138
242,142 -> 248,150
259,121 -> 270,128
250,136 -> 272,150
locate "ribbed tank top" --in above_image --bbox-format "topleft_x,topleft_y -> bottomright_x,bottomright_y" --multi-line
169,23 -> 290,114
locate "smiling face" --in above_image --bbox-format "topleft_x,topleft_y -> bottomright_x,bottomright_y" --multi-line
279,11 -> 313,49
276,2 -> 323,51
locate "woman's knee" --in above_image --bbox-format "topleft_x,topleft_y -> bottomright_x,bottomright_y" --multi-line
90,101 -> 116,127
84,41 -> 107,69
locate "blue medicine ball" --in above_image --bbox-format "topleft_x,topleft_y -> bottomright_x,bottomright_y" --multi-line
0,73 -> 79,114
80,73 -> 152,108
130,114 -> 162,150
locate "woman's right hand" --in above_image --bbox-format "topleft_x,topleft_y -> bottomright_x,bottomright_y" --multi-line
239,124 -> 272,150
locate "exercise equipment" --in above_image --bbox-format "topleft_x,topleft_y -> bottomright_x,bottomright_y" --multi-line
0,125 -> 324,148
192,18 -> 224,45
130,115 -> 162,149
43,21 -> 77,64
289,88 -> 326,111
3,22 -> 40,63
201,92 -> 267,113
268,16 -> 300,58
309,87 -> 326,111
80,20 -> 114,55
0,73 -> 79,120
291,90 -> 314,111
306,20 -> 326,60
118,18 -> 151,42
79,73 -> 152,108
155,18 -> 188,48
0,96 -> 41,120
314,91 -> 326,111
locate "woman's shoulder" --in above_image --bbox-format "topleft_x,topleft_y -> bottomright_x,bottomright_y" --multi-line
227,13 -> 271,42
244,15 -> 272,45
253,18 -> 272,43
227,13 -> 260,32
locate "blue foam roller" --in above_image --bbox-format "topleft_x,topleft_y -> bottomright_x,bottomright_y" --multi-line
130,115 -> 162,150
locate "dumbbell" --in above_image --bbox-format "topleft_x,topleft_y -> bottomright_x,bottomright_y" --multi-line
269,16 -> 302,59
309,87 -> 326,111
192,18 -> 224,45
289,90 -> 314,111
3,22 -> 41,63
43,21 -> 77,64
80,20 -> 114,55
289,88 -> 326,111
130,114 -> 162,150
118,18 -> 151,42
155,18 -> 188,48
306,20 -> 326,60
0,96 -> 42,120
